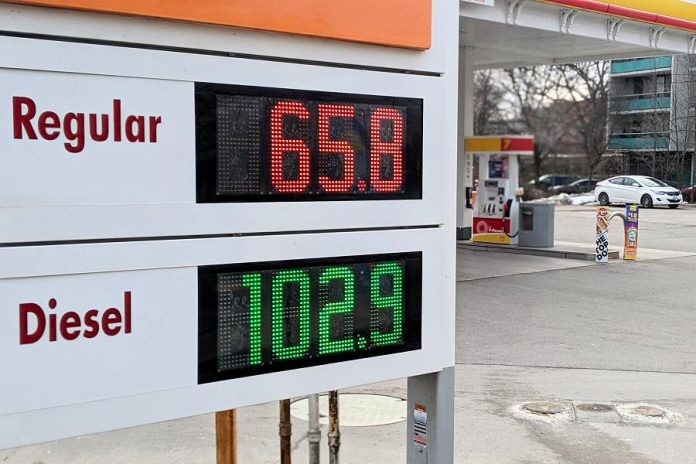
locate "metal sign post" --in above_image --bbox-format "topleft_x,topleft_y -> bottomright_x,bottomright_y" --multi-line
407,367 -> 455,464
216,410 -> 238,464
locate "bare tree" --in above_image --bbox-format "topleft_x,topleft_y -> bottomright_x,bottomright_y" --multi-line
504,66 -> 568,180
555,61 -> 610,181
664,56 -> 696,184
474,69 -> 505,135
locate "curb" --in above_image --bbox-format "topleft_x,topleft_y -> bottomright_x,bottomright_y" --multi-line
457,241 -> 620,262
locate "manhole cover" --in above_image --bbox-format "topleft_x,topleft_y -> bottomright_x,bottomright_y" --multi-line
576,403 -> 614,413
615,403 -> 680,424
291,394 -> 406,427
521,402 -> 566,415
632,406 -> 665,417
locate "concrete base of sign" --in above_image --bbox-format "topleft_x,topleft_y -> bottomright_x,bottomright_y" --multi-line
457,240 -> 620,262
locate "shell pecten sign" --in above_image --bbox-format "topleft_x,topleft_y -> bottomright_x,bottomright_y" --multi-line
4,0 -> 432,49
541,0 -> 696,32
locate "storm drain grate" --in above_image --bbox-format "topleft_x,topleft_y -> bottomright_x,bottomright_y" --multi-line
576,403 -> 614,413
521,402 -> 566,415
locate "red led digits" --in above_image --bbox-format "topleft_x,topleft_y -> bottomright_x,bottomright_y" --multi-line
318,104 -> 355,193
370,108 -> 405,193
270,101 -> 311,193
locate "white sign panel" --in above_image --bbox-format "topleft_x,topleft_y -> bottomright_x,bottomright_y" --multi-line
0,228 -> 452,449
0,269 -> 197,416
0,68 -> 194,207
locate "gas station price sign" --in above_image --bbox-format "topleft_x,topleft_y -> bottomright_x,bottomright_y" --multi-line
198,253 -> 422,383
196,83 -> 423,202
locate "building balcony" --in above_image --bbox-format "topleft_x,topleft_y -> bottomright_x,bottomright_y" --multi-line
610,93 -> 671,113
609,133 -> 670,150
611,56 -> 672,75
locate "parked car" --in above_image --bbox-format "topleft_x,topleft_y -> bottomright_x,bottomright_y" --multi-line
681,184 -> 696,202
594,175 -> 683,209
551,178 -> 599,195
536,174 -> 581,191
523,174 -> 580,199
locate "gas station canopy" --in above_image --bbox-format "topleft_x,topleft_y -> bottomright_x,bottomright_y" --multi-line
460,0 -> 696,68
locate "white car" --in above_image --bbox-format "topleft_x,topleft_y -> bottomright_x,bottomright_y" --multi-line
594,175 -> 683,209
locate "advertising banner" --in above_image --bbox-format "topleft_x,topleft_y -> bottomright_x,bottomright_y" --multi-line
473,217 -> 512,245
595,206 -> 610,263
624,204 -> 639,260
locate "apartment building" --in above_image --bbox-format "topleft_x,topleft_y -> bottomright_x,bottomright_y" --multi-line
608,55 -> 696,186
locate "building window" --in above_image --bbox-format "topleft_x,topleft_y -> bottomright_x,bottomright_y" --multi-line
633,78 -> 643,95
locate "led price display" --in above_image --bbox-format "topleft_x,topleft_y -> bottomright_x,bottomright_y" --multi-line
198,253 -> 422,383
196,83 -> 423,202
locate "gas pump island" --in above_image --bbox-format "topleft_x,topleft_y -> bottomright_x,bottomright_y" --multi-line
466,136 -> 535,245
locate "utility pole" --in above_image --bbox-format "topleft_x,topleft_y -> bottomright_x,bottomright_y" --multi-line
308,394 -> 321,464
328,391 -> 340,464
216,410 -> 237,464
280,400 -> 292,464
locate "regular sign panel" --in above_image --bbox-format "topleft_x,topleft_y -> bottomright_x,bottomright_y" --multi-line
0,38 -> 449,243
0,69 -> 423,207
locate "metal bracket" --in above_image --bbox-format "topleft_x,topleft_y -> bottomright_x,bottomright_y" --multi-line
689,35 -> 696,54
607,18 -> 624,41
560,9 -> 578,34
506,0 -> 529,25
608,211 -> 627,226
650,27 -> 666,48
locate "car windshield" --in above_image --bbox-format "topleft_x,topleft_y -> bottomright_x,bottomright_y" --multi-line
640,177 -> 669,188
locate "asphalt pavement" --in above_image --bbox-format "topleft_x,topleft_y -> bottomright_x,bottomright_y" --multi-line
3,205 -> 696,463
555,203 -> 696,253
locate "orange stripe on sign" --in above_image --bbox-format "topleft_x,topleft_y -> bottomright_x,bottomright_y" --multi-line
465,137 -> 501,153
6,0 -> 432,49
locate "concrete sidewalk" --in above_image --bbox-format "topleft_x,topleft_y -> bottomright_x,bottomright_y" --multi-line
4,364 -> 694,464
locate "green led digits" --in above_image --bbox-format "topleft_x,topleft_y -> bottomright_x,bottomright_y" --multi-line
370,262 -> 405,347
203,254 -> 419,382
318,266 -> 356,356
242,273 -> 263,366
272,269 -> 311,360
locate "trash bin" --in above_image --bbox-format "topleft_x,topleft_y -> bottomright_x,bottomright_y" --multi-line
518,202 -> 554,248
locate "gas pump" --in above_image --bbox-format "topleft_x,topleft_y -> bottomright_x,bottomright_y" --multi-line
465,136 -> 534,245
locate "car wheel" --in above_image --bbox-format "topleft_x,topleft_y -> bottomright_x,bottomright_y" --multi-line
598,192 -> 610,206
641,194 -> 654,209
669,204 -> 679,209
